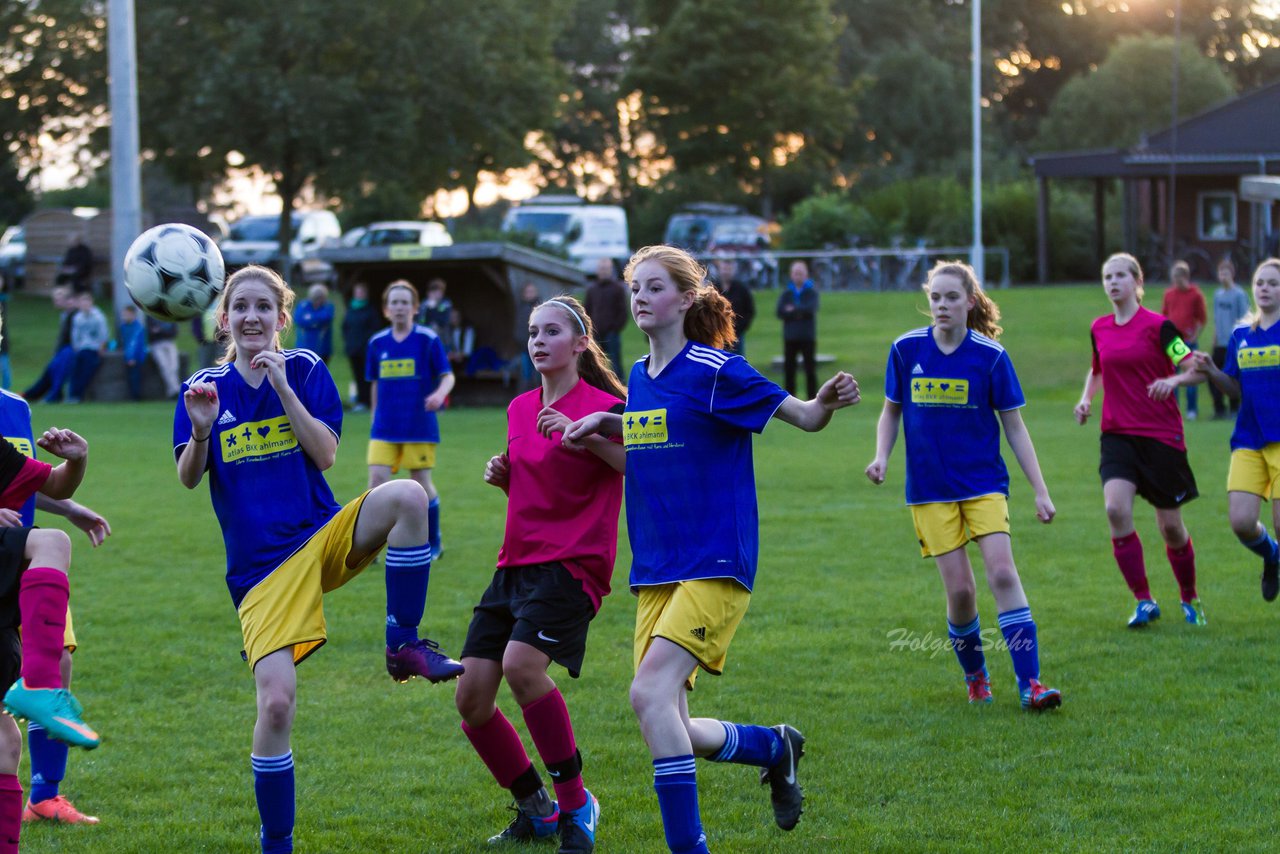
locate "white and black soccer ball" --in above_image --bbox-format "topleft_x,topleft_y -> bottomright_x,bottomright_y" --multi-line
123,223 -> 225,322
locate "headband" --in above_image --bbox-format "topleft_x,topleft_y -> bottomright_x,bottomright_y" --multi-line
548,298 -> 587,336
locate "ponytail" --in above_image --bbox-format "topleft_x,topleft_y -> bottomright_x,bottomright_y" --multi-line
924,261 -> 1002,340
624,245 -> 737,350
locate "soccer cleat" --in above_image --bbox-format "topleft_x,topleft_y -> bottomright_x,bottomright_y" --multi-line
22,795 -> 99,824
1262,559 -> 1279,603
1181,598 -> 1207,626
964,667 -> 993,704
556,790 -> 599,854
759,724 -> 805,831
386,638 -> 465,683
1127,599 -> 1161,628
432,545 -> 444,562
487,802 -> 560,844
2,680 -> 99,750
1020,679 -> 1062,712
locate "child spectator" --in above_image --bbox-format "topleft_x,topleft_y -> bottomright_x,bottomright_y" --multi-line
119,305 -> 149,401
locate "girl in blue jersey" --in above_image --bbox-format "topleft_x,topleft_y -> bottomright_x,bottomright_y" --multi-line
366,280 -> 453,560
1190,258 -> 1280,601
565,245 -> 859,854
865,261 -> 1062,711
174,265 -> 462,854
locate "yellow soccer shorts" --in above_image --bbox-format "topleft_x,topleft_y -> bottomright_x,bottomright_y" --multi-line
634,578 -> 751,689
367,440 -> 436,473
1228,444 -> 1280,500
910,494 -> 1010,558
238,491 -> 381,669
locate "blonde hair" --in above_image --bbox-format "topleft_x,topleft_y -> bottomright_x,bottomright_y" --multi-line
216,265 -> 294,364
383,279 -> 420,309
623,245 -> 736,350
534,296 -> 627,398
923,260 -> 1002,340
1102,252 -> 1145,302
1246,258 -> 1280,331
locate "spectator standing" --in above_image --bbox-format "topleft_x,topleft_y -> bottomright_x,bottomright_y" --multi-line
776,260 -> 820,399
191,305 -> 220,369
57,233 -> 93,295
1161,260 -> 1207,420
147,315 -> 181,399
715,258 -> 757,357
341,282 -> 382,411
1209,259 -> 1250,419
295,284 -> 335,363
22,288 -> 76,402
515,282 -> 540,390
119,305 -> 148,401
418,278 -> 454,338
0,275 -> 9,389
64,293 -> 108,403
583,257 -> 628,374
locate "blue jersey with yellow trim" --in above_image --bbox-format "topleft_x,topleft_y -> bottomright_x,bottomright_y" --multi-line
885,327 -> 1025,505
0,390 -> 36,526
365,325 -> 451,443
1224,321 -> 1280,450
624,342 -> 788,591
173,350 -> 343,608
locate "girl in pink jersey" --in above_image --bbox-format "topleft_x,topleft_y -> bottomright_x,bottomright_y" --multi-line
455,296 -> 625,853
1075,252 -> 1206,627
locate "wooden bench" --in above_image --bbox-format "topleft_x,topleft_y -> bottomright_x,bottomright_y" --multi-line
82,350 -> 192,402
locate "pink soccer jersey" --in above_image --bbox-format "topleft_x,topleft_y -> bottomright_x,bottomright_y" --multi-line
1089,306 -> 1191,450
497,380 -> 625,611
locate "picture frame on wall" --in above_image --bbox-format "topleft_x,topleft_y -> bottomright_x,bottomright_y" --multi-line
1198,191 -> 1237,241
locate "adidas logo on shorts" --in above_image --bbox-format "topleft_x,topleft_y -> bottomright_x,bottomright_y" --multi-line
690,626 -> 706,641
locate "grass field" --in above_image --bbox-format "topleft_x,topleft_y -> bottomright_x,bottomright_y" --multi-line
4,283 -> 1273,853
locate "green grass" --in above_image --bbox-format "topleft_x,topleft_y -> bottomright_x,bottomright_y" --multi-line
5,284 -> 1270,852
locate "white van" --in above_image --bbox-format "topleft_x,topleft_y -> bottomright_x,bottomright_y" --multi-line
220,210 -> 342,284
501,196 -> 629,276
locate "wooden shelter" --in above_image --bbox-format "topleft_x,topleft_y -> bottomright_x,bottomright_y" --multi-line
1030,79 -> 1280,283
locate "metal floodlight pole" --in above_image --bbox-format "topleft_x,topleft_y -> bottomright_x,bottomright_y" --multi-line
109,0 -> 143,318
1167,0 -> 1181,271
971,0 -> 985,284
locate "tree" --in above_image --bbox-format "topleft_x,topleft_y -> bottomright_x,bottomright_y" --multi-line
627,0 -> 851,218
0,1 -> 106,203
1035,34 -> 1237,152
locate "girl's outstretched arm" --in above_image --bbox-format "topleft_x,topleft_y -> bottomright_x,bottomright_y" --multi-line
773,371 -> 860,431
999,408 -> 1055,523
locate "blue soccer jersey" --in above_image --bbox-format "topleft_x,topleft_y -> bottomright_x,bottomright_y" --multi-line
0,390 -> 36,526
173,350 -> 343,607
624,342 -> 789,591
884,327 -> 1026,505
1224,321 -> 1280,450
365,326 -> 452,443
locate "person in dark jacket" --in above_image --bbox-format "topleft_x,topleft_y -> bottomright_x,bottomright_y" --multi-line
342,282 -> 383,411
776,260 -> 819,398
715,258 -> 757,357
583,258 -> 629,375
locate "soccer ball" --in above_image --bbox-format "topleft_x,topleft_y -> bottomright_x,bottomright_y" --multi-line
123,223 -> 225,322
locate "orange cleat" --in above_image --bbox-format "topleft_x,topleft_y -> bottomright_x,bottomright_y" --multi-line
22,795 -> 100,825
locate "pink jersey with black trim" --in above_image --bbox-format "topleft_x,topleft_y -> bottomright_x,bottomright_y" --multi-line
497,380 -> 625,611
1089,306 -> 1190,450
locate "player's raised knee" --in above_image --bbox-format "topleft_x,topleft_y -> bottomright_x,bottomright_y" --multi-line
26,528 -> 72,571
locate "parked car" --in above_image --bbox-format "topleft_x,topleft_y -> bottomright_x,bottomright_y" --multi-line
501,196 -> 629,276
664,203 -> 776,288
0,226 -> 26,289
220,211 -> 342,284
350,221 -> 452,249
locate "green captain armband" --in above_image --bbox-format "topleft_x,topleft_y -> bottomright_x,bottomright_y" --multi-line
1165,336 -> 1190,364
